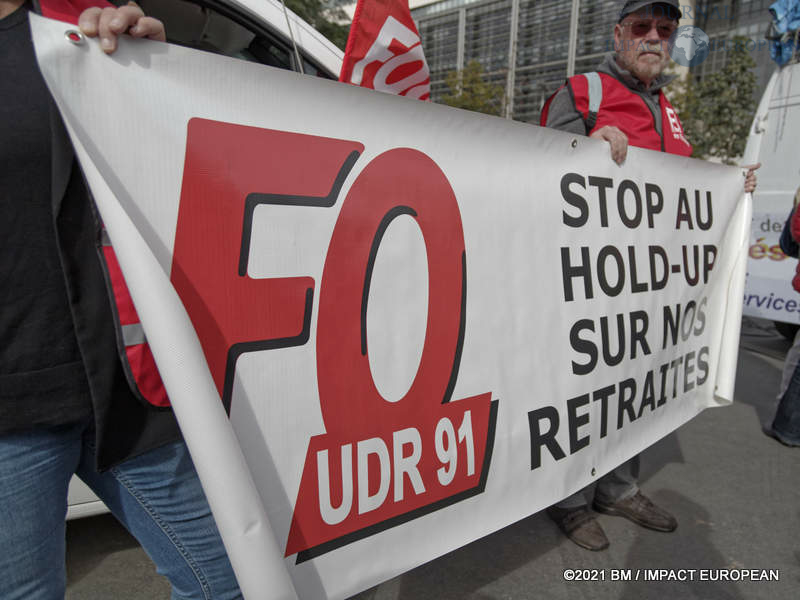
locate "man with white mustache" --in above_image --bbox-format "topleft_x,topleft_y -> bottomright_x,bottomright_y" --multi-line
543,0 -> 695,163
540,0 -> 757,552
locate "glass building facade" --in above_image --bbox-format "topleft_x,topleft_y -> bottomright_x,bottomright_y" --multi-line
690,0 -> 777,93
412,0 -> 777,124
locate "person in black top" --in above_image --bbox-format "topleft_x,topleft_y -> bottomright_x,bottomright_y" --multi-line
0,2 -> 242,597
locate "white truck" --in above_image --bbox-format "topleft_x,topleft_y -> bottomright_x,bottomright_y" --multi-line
742,56 -> 800,339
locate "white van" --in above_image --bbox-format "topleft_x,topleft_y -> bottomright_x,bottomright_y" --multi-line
66,0 -> 344,520
742,57 -> 800,339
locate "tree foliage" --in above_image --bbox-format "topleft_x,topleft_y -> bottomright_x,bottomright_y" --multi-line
670,36 -> 757,164
440,60 -> 505,116
285,0 -> 350,50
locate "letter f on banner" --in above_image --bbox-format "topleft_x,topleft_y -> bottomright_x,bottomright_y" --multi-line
340,0 -> 431,100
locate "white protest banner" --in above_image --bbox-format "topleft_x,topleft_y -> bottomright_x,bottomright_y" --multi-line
32,14 -> 750,600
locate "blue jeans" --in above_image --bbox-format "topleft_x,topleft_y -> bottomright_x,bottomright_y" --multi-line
0,421 -> 241,599
774,359 -> 800,446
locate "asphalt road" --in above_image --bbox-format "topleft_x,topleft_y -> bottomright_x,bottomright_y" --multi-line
65,318 -> 800,600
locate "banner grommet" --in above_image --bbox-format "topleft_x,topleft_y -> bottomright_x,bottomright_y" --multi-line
65,30 -> 85,46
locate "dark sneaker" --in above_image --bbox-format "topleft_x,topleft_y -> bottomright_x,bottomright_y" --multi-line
762,425 -> 800,447
546,506 -> 610,551
593,492 -> 677,532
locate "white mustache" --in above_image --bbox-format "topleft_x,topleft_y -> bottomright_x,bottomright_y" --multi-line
636,44 -> 666,57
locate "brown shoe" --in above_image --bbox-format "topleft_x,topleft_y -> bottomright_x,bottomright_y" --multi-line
593,491 -> 677,532
546,506 -> 609,551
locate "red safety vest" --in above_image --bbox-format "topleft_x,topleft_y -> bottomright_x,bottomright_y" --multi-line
541,71 -> 693,157
39,0 -> 170,407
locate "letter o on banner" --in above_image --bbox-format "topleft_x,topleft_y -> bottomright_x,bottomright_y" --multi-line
316,148 -> 466,437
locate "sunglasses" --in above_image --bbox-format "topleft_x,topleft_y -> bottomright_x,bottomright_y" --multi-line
622,20 -> 677,39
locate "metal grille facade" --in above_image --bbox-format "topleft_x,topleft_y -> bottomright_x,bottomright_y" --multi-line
690,0 -> 776,94
413,0 -> 620,123
412,0 -> 775,124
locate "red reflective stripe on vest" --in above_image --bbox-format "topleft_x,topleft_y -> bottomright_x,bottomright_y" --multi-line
100,242 -> 169,407
39,0 -> 112,24
125,344 -> 170,407
101,246 -> 138,325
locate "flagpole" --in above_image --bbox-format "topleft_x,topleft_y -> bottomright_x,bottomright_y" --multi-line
566,0 -> 580,77
505,0 -> 520,119
280,0 -> 305,75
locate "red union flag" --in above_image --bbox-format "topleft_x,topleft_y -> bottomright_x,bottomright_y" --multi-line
339,0 -> 431,100
39,0 -> 111,24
